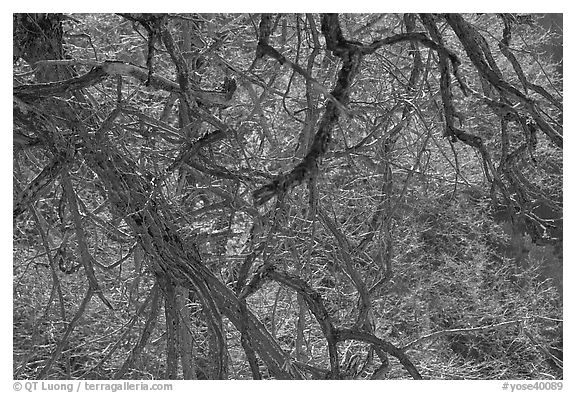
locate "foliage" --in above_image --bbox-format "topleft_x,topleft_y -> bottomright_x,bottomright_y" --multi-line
13,13 -> 562,380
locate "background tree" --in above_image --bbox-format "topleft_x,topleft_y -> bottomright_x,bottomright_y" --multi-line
13,13 -> 562,380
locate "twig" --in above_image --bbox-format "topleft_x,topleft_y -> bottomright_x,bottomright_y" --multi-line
401,319 -> 524,351
37,288 -> 94,379
115,284 -> 161,379
61,170 -> 114,310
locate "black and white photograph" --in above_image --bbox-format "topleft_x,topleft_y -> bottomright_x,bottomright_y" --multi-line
12,11 -> 563,385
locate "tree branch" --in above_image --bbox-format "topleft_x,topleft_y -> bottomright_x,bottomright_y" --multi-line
253,13 -> 363,206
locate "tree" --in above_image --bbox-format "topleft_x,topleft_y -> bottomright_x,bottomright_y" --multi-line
13,13 -> 562,380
